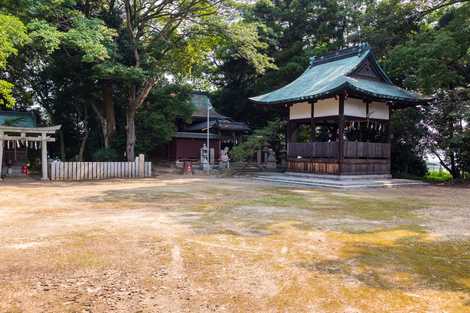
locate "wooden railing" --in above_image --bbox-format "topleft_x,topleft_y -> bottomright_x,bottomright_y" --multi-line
288,142 -> 390,159
288,142 -> 338,158
343,142 -> 390,159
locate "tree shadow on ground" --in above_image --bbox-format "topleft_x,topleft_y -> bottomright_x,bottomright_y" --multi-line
299,234 -> 470,294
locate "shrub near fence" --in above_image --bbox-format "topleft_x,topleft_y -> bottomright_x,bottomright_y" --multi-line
50,154 -> 151,181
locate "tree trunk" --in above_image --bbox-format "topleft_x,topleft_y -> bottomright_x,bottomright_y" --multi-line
124,80 -> 156,161
126,105 -> 136,161
59,130 -> 66,160
92,80 -> 116,149
78,131 -> 89,162
450,152 -> 461,179
103,79 -> 116,147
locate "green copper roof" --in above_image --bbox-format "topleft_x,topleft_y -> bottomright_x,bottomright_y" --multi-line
0,111 -> 37,127
250,44 -> 429,105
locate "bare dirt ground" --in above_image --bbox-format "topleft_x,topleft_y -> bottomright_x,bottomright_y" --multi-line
0,175 -> 469,313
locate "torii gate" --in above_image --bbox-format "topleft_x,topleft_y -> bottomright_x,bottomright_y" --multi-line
0,125 -> 61,181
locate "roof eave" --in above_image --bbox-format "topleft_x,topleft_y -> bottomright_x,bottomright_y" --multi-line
249,82 -> 430,106
344,83 -> 431,105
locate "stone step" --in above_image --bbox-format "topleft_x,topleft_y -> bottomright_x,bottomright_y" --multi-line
254,174 -> 427,189
283,172 -> 392,181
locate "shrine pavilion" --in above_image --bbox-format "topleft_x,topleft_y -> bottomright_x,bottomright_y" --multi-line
250,44 -> 429,176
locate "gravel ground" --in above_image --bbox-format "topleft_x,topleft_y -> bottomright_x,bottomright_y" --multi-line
0,175 -> 469,313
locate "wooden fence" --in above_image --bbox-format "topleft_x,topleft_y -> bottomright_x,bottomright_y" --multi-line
50,158 -> 151,181
288,142 -> 339,158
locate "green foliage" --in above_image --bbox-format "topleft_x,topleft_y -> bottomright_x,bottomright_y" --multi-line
27,13 -> 116,63
425,88 -> 470,179
360,0 -> 419,58
231,119 -> 285,162
0,14 -> 29,107
390,107 -> 428,177
379,2 -> 470,179
0,14 -> 30,68
27,19 -> 63,54
63,15 -> 116,63
212,0 -> 369,128
135,85 -> 194,155
92,148 -> 119,162
424,170 -> 453,183
0,80 -> 16,108
385,3 -> 470,93
217,21 -> 276,75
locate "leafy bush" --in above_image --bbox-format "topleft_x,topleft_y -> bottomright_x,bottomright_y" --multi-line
424,170 -> 453,183
231,119 -> 285,162
92,148 -> 119,161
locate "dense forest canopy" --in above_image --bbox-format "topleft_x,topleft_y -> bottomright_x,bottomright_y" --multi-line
0,0 -> 469,177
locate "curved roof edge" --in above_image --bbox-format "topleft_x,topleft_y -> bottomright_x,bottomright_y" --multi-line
249,44 -> 431,105
250,82 -> 430,105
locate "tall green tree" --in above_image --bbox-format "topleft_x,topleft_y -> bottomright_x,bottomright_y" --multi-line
213,0 -> 370,127
0,14 -> 29,107
386,2 -> 470,178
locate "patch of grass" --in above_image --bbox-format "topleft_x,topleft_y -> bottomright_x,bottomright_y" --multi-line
358,238 -> 470,291
330,196 -> 425,220
318,229 -> 470,292
424,170 -> 453,183
244,192 -> 312,208
256,189 -> 426,221
175,187 -> 428,236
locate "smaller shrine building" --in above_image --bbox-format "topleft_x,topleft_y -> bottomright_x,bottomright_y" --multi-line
0,111 -> 60,180
164,93 -> 250,162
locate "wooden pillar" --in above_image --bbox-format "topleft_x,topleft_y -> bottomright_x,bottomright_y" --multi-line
387,103 -> 393,144
0,131 -> 4,181
309,101 -> 316,142
41,133 -> 49,180
365,100 -> 370,142
287,121 -> 292,142
338,94 -> 345,174
386,103 -> 393,174
285,103 -> 291,158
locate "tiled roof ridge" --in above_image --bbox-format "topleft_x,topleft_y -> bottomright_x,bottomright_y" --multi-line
309,43 -> 370,67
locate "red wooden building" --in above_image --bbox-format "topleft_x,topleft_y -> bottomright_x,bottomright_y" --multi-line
166,93 -> 249,162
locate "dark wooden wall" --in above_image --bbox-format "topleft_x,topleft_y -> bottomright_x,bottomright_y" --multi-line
288,159 -> 390,175
168,138 -> 220,161
288,142 -> 390,159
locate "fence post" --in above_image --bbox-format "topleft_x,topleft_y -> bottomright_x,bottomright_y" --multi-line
138,154 -> 145,177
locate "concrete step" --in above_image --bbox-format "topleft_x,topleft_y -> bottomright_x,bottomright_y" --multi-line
284,172 -> 392,181
254,174 -> 427,189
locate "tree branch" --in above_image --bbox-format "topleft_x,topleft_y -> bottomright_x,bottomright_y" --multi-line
415,0 -> 470,20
